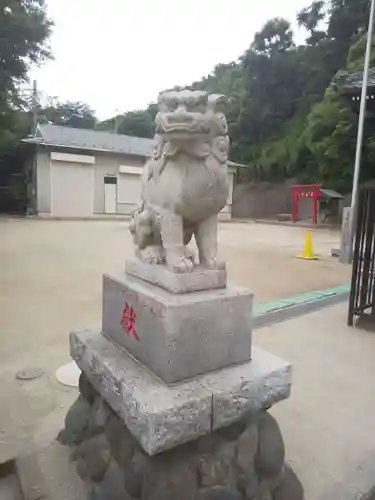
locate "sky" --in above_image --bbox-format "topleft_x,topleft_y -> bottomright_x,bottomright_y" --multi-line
28,0 -> 310,120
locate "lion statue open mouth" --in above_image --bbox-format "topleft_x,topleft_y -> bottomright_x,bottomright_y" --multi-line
130,90 -> 230,273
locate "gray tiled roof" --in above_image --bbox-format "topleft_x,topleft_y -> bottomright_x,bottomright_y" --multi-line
335,67 -> 375,93
319,188 -> 343,199
22,123 -> 244,166
22,124 -> 154,157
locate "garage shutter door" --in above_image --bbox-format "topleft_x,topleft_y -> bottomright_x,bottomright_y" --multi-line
50,161 -> 94,217
118,173 -> 142,205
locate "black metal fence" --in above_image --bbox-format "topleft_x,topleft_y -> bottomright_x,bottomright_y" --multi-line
348,187 -> 375,325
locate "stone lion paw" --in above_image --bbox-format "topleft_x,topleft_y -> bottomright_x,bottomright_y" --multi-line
145,254 -> 164,265
201,257 -> 226,271
168,256 -> 194,274
141,246 -> 164,265
184,247 -> 196,264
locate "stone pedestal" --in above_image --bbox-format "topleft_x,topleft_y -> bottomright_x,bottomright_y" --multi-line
59,372 -> 303,500
125,259 -> 227,293
102,272 -> 253,383
60,261 -> 303,500
70,328 -> 291,455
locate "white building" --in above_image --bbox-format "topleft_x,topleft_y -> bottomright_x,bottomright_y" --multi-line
22,124 -> 240,219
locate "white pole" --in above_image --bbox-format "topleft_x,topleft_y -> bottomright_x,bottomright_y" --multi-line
114,108 -> 120,134
32,80 -> 38,135
345,0 -> 375,262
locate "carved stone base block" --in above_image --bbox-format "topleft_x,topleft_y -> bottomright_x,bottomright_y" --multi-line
102,273 -> 253,383
125,259 -> 227,293
70,328 -> 291,456
59,371 -> 303,500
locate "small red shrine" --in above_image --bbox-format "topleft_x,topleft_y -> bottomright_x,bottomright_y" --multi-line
292,184 -> 321,224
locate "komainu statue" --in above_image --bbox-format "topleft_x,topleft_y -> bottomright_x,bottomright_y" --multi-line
129,90 -> 230,273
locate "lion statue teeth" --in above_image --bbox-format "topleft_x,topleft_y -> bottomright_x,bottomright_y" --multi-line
130,90 -> 230,274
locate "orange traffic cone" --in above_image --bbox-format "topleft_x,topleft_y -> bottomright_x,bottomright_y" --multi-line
298,231 -> 318,260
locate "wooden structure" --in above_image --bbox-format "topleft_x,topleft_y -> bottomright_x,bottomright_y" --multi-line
292,184 -> 321,224
335,67 -> 375,114
292,185 -> 344,224
319,188 -> 344,222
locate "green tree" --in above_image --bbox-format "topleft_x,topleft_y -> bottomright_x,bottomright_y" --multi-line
346,32 -> 375,72
0,0 -> 52,211
302,89 -> 358,190
297,1 -> 326,46
252,18 -> 295,55
328,0 -> 370,44
0,0 -> 52,91
117,110 -> 154,138
0,0 -> 52,143
39,100 -> 97,129
229,18 -> 306,167
0,0 -> 52,120
97,109 -> 155,138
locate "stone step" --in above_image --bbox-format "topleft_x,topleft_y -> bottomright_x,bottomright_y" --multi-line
0,470 -> 22,500
0,460 -> 22,500
14,442 -> 88,500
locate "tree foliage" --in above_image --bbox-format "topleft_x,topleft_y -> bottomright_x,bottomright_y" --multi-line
96,104 -> 157,139
100,0 -> 370,192
38,100 -> 97,129
184,0 -> 373,191
0,0 -> 53,210
0,0 -> 52,94
252,18 -> 295,54
0,0 -> 52,147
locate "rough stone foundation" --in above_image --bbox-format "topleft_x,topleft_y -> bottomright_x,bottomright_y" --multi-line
59,374 -> 303,500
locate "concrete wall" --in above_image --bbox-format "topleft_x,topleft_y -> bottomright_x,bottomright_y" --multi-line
232,181 -> 348,223
36,148 -> 51,213
232,182 -> 294,219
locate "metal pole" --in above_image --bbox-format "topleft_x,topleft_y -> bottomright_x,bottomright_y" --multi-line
341,0 -> 375,263
31,80 -> 38,215
114,108 -> 120,133
32,80 -> 38,135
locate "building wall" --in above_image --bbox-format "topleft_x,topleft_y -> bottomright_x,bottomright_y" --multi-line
36,148 -> 51,213
35,146 -> 146,215
36,146 -> 236,218
117,165 -> 144,215
93,152 -> 145,214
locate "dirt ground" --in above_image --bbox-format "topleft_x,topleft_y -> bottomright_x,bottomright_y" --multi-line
0,218 -> 350,462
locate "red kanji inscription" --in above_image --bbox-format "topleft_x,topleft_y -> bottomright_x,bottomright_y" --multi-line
120,291 -> 140,341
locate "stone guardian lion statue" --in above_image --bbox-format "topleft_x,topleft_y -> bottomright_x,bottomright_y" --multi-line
129,90 -> 230,273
